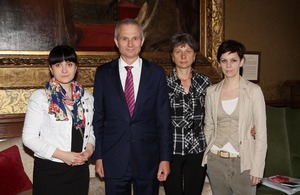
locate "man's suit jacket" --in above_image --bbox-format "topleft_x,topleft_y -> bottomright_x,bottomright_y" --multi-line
202,76 -> 267,178
92,57 -> 173,179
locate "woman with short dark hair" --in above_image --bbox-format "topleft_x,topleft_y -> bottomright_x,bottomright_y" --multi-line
23,45 -> 95,195
202,40 -> 267,195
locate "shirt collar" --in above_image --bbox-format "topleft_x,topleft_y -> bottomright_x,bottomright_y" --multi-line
120,57 -> 141,69
169,68 -> 195,83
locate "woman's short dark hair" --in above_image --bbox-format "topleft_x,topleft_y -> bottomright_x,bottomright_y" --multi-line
48,45 -> 78,65
217,40 -> 246,62
170,33 -> 198,53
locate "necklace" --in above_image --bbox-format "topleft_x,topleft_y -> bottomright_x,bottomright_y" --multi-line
64,86 -> 73,100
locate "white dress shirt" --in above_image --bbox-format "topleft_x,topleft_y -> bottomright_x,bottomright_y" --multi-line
119,57 -> 142,100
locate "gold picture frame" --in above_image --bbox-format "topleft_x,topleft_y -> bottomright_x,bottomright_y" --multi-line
0,0 -> 224,89
0,0 -> 224,114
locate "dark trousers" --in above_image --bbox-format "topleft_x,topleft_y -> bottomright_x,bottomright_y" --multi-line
105,161 -> 159,195
164,152 -> 206,195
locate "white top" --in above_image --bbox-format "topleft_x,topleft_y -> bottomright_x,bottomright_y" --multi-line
222,97 -> 238,115
119,57 -> 142,100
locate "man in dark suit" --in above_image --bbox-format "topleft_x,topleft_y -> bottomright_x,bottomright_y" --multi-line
92,18 -> 173,195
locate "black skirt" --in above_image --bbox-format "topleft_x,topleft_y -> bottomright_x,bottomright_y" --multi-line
33,157 -> 89,195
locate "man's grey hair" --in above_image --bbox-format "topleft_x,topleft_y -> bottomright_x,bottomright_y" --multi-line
114,18 -> 144,40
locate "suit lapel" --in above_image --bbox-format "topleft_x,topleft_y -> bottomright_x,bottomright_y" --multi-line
110,58 -> 151,119
109,59 -> 129,114
132,59 -> 151,118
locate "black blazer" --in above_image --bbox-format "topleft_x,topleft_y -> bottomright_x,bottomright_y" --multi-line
92,57 -> 173,179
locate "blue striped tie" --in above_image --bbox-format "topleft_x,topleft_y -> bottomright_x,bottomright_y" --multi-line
124,66 -> 135,117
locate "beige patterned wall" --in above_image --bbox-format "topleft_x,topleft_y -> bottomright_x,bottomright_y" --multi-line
0,88 -> 95,115
0,89 -> 34,114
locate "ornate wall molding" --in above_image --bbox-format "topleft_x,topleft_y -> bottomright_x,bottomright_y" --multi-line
211,0 -> 225,66
0,51 -> 222,114
200,0 -> 224,67
0,51 -> 220,89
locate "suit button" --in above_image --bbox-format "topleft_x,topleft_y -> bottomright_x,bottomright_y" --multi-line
86,135 -> 88,138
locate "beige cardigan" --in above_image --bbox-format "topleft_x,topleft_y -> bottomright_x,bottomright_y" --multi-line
202,77 -> 267,178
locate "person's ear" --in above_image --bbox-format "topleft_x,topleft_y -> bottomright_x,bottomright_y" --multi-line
170,54 -> 174,62
114,38 -> 119,48
141,37 -> 145,47
49,66 -> 53,75
240,58 -> 245,67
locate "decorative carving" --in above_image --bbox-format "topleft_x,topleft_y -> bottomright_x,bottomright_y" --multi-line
0,51 -> 220,89
204,0 -> 224,67
0,67 -> 50,89
211,0 -> 225,65
0,51 -> 222,114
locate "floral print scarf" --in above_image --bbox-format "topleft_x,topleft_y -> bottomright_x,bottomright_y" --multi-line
45,78 -> 86,130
